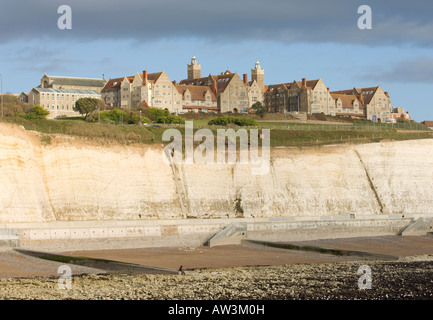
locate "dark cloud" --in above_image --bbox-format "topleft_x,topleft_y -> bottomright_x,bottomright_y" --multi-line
362,56 -> 433,83
0,0 -> 432,46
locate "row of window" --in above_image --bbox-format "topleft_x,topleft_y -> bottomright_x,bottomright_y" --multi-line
41,104 -> 76,111
40,93 -> 98,101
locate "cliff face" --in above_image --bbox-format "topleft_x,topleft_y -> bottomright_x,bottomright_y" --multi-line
0,123 -> 432,223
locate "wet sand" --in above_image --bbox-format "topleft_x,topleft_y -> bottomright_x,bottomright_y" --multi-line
64,235 -> 433,271
0,235 -> 432,278
0,235 -> 432,300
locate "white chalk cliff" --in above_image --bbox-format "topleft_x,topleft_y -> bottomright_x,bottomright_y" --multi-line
0,123 -> 432,223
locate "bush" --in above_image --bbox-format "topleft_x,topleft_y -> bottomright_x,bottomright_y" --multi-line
208,117 -> 258,126
157,115 -> 185,124
24,105 -> 50,120
99,109 -> 128,124
146,108 -> 169,122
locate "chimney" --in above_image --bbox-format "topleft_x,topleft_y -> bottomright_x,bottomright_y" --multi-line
327,88 -> 330,92
302,78 -> 307,87
143,70 -> 148,85
172,80 -> 177,85
243,74 -> 248,85
212,80 -> 217,95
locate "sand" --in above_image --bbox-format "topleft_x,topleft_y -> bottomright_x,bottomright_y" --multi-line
0,235 -> 432,278
0,235 -> 431,300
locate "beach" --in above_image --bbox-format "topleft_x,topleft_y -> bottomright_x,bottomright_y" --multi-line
0,235 -> 432,300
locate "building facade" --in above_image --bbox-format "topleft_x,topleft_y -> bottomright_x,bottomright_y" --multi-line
102,71 -> 183,113
175,84 -> 218,112
330,93 -> 364,118
264,78 -> 335,115
27,87 -> 100,119
332,86 -> 391,122
180,57 -> 265,113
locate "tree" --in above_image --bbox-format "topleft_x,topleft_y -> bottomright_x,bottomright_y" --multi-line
251,101 -> 266,118
74,97 -> 99,119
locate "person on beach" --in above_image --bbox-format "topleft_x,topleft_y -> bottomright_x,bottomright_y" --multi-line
179,265 -> 185,275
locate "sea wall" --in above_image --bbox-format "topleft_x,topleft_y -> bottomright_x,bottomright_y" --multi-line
0,123 -> 432,224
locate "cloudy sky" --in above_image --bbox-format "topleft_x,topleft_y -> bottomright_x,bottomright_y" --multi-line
1,0 -> 432,121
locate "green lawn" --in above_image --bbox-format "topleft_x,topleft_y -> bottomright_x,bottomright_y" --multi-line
2,115 -> 432,148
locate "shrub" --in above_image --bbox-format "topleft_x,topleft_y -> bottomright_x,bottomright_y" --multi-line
208,117 -> 258,126
99,109 -> 128,124
157,115 -> 185,124
24,105 -> 50,120
146,108 -> 169,122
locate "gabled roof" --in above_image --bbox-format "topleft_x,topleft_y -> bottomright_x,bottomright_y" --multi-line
175,84 -> 217,101
135,72 -> 161,84
331,86 -> 381,105
294,79 -> 319,90
102,77 -> 129,91
331,93 -> 362,109
211,73 -> 236,93
103,71 -> 165,92
44,75 -> 106,88
179,72 -> 239,93
356,87 -> 380,105
146,72 -> 163,82
265,83 -> 292,93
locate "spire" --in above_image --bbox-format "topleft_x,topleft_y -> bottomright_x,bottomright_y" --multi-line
191,55 -> 197,65
255,60 -> 261,69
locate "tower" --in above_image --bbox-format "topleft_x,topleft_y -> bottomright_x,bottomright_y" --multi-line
187,56 -> 201,80
251,60 -> 264,90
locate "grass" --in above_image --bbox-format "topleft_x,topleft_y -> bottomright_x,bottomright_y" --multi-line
1,114 -> 432,148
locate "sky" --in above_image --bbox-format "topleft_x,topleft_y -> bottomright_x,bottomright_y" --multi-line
0,0 -> 432,122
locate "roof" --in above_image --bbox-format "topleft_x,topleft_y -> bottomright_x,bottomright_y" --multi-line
179,72 -> 240,93
265,83 -> 291,93
101,77 -> 128,91
294,79 -> 319,90
175,84 -> 217,101
422,121 -> 433,127
331,86 -> 380,105
44,75 -> 106,88
356,87 -> 379,104
145,72 -> 163,82
211,73 -> 236,93
102,71 -> 164,92
32,87 -> 100,95
179,76 -> 212,86
330,93 -> 362,109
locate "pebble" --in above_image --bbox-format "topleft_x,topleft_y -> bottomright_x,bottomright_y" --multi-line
0,260 -> 432,300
